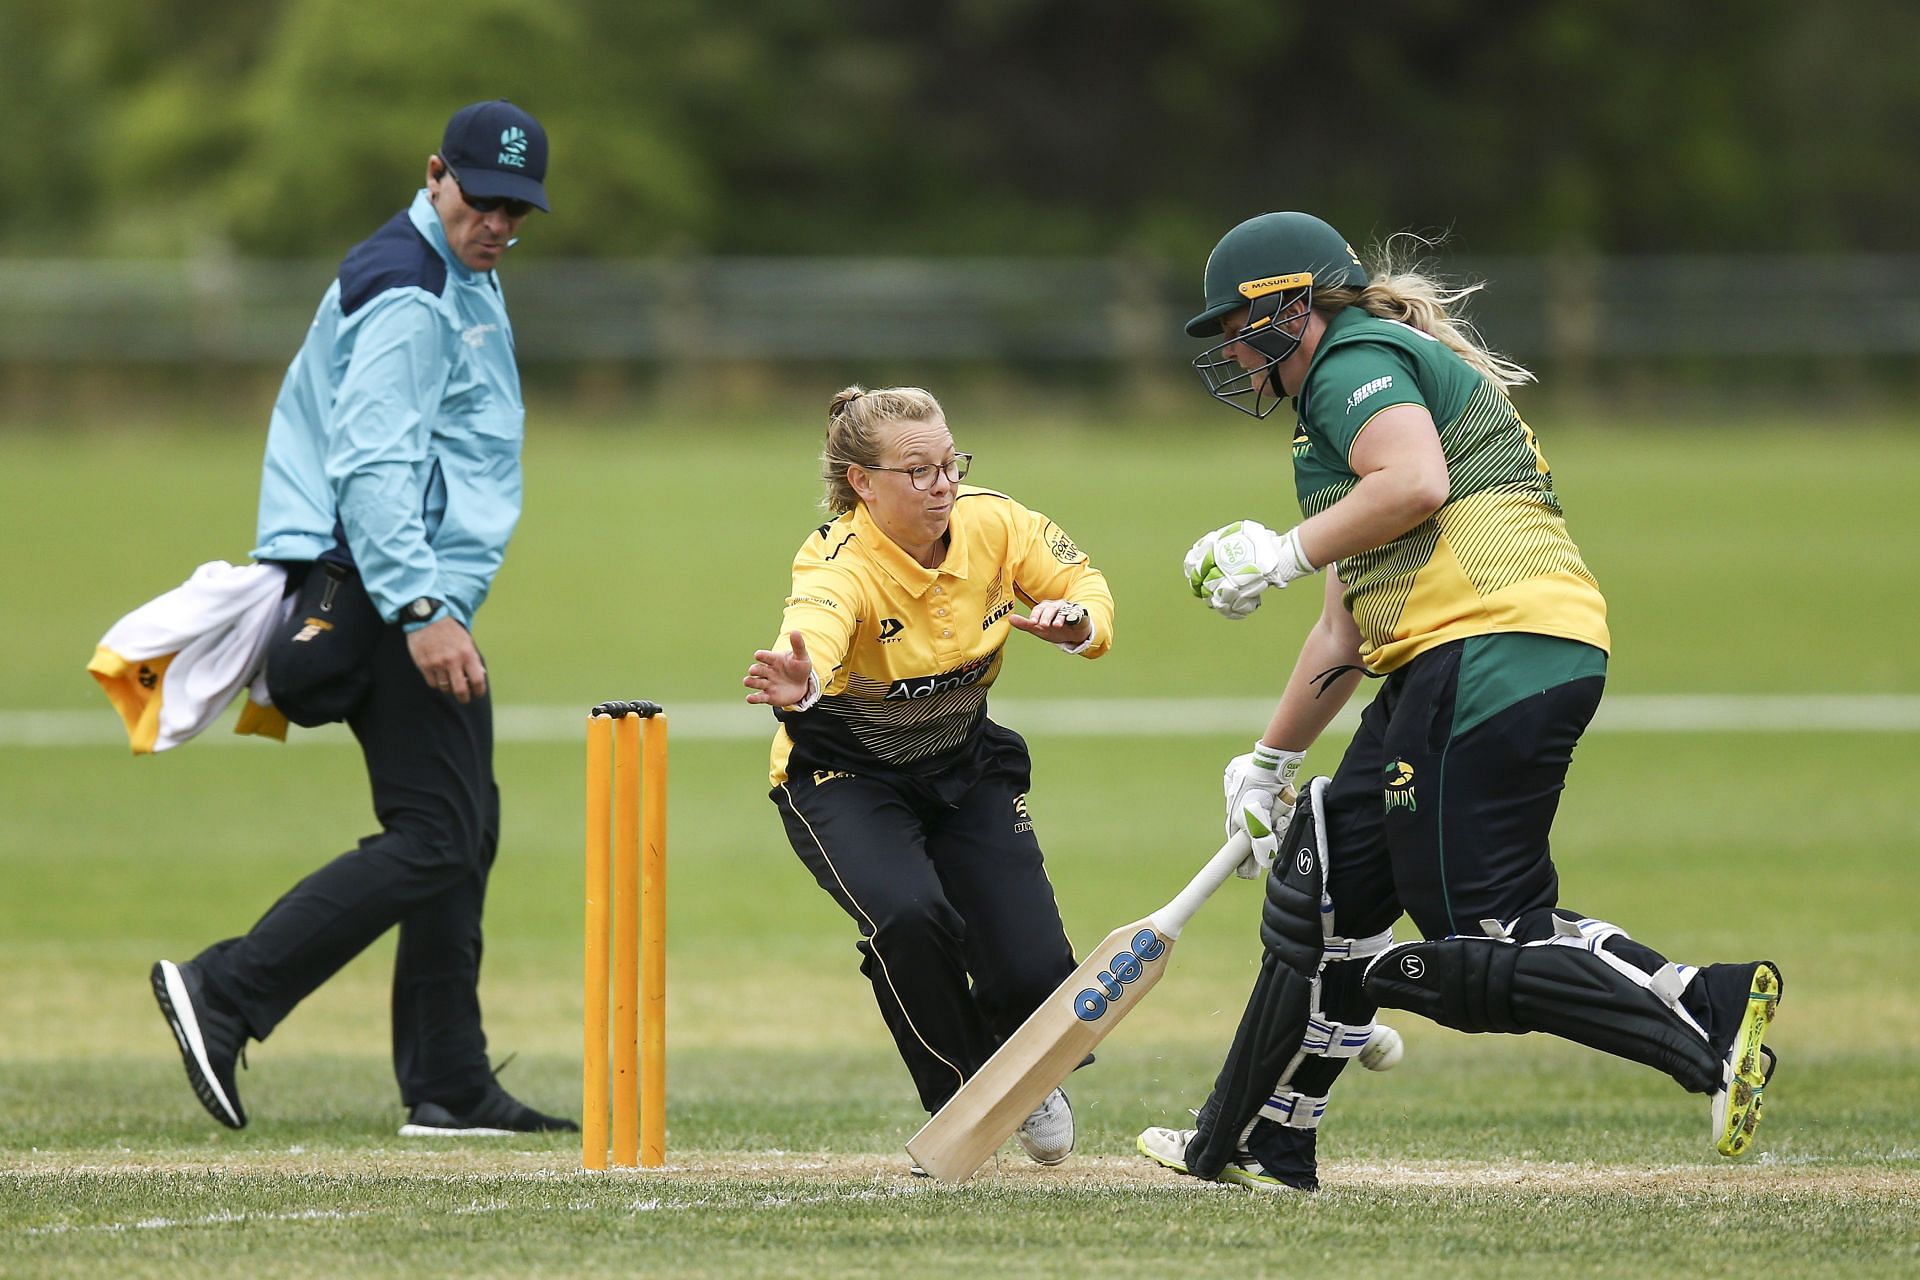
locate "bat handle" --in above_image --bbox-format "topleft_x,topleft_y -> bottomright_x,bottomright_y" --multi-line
1149,831 -> 1251,941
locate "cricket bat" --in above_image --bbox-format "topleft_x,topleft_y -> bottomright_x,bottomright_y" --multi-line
905,827 -> 1254,1181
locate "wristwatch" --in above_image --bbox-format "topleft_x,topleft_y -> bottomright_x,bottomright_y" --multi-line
400,596 -> 444,625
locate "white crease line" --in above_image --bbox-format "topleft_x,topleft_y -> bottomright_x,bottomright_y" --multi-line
26,1207 -> 370,1235
5,693 -> 1920,748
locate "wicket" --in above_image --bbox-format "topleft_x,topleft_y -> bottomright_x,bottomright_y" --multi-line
583,700 -> 667,1170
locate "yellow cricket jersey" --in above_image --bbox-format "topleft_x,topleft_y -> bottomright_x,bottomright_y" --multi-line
767,487 -> 1114,784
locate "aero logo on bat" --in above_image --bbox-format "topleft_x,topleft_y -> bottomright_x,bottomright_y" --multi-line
1072,929 -> 1167,1021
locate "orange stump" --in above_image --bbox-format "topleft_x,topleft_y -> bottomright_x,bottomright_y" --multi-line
583,701 -> 667,1170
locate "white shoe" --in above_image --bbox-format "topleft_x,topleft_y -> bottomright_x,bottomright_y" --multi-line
1136,1125 -> 1304,1192
1016,1087 -> 1074,1165
1136,1125 -> 1195,1173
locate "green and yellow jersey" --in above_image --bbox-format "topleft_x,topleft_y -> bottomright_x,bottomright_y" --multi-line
1294,306 -> 1609,673
767,487 -> 1114,784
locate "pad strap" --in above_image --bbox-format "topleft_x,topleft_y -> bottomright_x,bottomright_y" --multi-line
1324,927 -> 1394,964
1257,1088 -> 1329,1129
1302,1015 -> 1381,1059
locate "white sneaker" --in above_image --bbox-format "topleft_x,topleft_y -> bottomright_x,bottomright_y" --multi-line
1136,1124 -> 1195,1173
1136,1125 -> 1304,1192
1016,1087 -> 1074,1165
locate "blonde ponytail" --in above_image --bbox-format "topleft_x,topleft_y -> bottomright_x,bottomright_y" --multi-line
1315,233 -> 1535,390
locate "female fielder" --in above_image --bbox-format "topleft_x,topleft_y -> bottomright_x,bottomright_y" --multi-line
744,385 -> 1115,1168
1137,212 -> 1782,1191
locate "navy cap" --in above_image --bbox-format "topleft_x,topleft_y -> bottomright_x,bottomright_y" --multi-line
439,100 -> 550,212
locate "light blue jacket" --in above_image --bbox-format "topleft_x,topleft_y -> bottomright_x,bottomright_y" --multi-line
252,190 -> 524,629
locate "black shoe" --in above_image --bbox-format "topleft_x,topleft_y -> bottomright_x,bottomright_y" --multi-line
399,1080 -> 579,1136
150,959 -> 248,1130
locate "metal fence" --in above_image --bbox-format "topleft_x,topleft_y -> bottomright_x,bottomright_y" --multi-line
4,255 -> 1918,364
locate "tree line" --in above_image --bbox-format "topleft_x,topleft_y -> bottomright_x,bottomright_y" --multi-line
6,0 -> 1913,263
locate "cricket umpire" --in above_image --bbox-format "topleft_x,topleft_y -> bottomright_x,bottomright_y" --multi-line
1137,213 -> 1783,1190
150,101 -> 574,1137
743,385 -> 1115,1167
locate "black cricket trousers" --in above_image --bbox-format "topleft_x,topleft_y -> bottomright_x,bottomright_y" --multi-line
193,566 -> 500,1108
770,721 -> 1077,1113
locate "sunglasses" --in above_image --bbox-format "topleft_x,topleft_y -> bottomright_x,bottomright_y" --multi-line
439,161 -> 536,218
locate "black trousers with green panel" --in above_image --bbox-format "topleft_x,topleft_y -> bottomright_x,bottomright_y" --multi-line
1236,633 -> 1708,1181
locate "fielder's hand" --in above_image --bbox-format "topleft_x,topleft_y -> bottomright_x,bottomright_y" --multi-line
1008,599 -> 1092,650
744,631 -> 820,710
1224,742 -> 1305,878
1183,520 -> 1316,620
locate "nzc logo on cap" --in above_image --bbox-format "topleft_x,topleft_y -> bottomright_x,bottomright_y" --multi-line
498,126 -> 528,168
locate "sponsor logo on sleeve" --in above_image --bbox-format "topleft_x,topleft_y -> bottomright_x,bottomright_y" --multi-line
1044,523 -> 1083,564
1346,376 -> 1394,413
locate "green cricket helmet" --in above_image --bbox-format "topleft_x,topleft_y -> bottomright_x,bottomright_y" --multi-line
1188,212 -> 1367,417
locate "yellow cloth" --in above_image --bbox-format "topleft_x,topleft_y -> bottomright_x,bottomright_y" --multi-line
86,560 -> 292,754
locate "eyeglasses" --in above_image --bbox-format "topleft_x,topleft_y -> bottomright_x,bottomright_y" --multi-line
866,453 -> 972,490
440,162 -> 535,218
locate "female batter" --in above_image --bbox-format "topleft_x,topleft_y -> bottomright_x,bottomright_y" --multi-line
1137,213 -> 1782,1191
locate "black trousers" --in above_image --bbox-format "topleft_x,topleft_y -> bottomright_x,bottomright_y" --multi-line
1242,640 -> 1625,1177
194,567 -> 500,1107
770,722 -> 1077,1112
1320,639 -> 1604,944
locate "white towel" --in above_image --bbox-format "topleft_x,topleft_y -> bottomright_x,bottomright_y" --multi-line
88,561 -> 293,753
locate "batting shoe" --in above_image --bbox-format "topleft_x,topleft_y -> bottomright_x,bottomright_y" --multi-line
1016,1087 -> 1074,1165
400,1079 -> 579,1137
150,959 -> 249,1130
1705,960 -> 1784,1158
1135,1125 -> 1312,1193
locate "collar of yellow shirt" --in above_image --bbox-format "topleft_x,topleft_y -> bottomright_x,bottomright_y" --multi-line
850,491 -> 978,594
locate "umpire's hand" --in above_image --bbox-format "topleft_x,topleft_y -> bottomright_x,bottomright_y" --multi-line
408,617 -> 488,703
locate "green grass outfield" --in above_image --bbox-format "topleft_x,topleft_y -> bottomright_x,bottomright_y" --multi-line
2,410 -> 1917,1277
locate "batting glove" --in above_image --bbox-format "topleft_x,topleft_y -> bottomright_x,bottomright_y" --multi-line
1224,742 -> 1305,879
1183,520 -> 1316,620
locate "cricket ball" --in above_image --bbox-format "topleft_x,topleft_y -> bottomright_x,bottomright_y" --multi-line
1358,1024 -> 1403,1071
